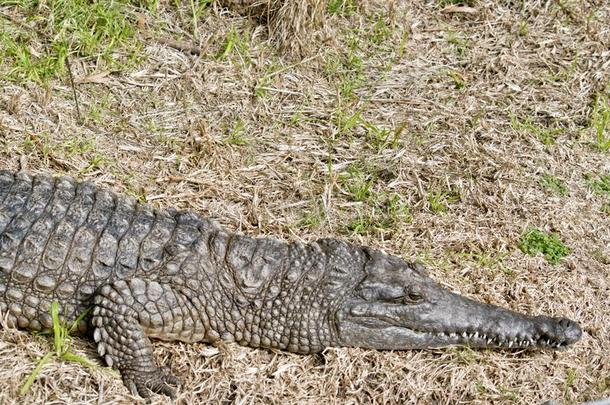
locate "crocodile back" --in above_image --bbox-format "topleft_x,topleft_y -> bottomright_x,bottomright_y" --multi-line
0,171 -> 217,330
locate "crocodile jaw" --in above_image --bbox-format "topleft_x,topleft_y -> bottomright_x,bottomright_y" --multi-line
334,292 -> 582,351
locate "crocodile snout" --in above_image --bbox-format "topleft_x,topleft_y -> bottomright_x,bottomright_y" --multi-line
536,316 -> 582,347
557,317 -> 582,344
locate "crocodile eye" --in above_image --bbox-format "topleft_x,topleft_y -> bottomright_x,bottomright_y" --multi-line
401,287 -> 424,304
404,291 -> 423,303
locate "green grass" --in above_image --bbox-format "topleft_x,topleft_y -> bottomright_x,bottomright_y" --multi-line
332,109 -> 363,138
518,21 -> 529,37
511,115 -> 565,146
497,387 -> 519,402
370,17 -> 392,45
340,37 -> 365,100
362,120 -> 402,152
584,173 -> 610,196
187,0 -> 212,39
254,74 -> 273,99
345,193 -> 411,235
518,228 -> 570,265
447,30 -> 469,58
454,250 -> 510,272
447,70 -> 466,90
539,174 -> 569,196
338,163 -> 411,234
427,189 -> 460,214
548,56 -> 579,83
224,118 -> 249,146
330,108 -> 402,152
0,0 -> 141,84
474,381 -> 488,394
591,91 -> 610,152
20,301 -> 97,395
322,8 -> 407,147
298,201 -> 326,229
19,133 -> 109,173
217,27 -> 251,64
117,176 -> 148,203
346,212 -> 377,235
378,192 -> 412,227
339,163 -> 376,202
327,0 -> 358,15
323,31 -> 367,101
563,368 -> 578,401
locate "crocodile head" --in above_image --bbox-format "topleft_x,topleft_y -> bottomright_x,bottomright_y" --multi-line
334,248 -> 582,351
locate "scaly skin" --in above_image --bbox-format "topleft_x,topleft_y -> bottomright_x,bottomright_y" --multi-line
0,171 -> 582,398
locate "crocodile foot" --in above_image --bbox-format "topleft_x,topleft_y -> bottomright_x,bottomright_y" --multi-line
92,279 -> 190,398
122,366 -> 181,399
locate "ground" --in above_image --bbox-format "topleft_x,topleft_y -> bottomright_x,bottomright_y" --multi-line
0,0 -> 609,403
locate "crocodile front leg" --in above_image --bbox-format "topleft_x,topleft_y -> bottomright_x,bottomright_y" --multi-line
91,279 -> 204,398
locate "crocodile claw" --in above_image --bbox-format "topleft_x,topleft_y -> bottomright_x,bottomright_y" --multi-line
122,367 -> 181,399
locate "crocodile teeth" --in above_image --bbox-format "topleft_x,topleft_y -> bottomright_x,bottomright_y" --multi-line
450,333 -> 457,338
508,340 -> 514,348
473,332 -> 479,339
462,332 -> 468,338
487,338 -> 493,344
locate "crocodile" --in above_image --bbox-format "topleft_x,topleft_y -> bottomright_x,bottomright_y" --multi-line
0,171 -> 582,398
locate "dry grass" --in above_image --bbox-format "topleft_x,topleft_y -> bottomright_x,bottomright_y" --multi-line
1,0 -> 609,403
219,0 -> 328,57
